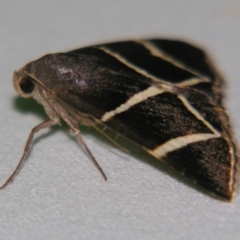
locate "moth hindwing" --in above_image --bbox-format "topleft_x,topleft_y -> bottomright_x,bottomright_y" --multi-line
4,39 -> 238,201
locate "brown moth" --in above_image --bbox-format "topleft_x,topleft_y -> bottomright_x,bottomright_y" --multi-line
1,39 -> 238,201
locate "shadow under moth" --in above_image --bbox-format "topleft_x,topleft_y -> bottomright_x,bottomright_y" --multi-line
2,39 -> 238,201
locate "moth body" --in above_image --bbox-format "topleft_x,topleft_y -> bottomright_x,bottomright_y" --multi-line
3,39 -> 238,201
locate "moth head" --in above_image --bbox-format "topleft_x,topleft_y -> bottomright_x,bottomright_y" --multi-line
13,70 -> 36,98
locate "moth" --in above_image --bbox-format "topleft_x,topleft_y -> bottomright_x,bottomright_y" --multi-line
2,39 -> 238,201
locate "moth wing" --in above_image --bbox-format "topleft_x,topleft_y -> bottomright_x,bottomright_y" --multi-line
55,40 -> 236,200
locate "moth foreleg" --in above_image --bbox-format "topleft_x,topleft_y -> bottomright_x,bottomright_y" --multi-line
0,118 -> 58,189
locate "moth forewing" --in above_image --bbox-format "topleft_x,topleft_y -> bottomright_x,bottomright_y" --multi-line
2,39 -> 238,201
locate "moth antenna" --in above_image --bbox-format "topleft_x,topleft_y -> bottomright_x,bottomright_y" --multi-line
0,119 -> 56,190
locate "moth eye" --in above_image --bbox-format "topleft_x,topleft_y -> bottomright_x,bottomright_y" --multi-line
19,77 -> 35,94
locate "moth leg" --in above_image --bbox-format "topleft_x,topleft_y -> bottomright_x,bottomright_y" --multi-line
63,117 -> 108,181
69,124 -> 107,181
41,90 -> 107,181
59,116 -> 108,180
94,125 -> 130,154
61,119 -> 107,181
0,118 -> 57,190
